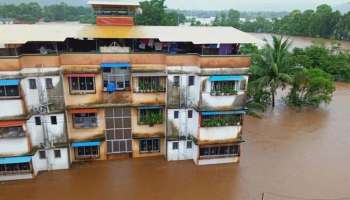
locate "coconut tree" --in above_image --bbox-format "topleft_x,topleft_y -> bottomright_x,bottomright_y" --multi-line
249,36 -> 293,108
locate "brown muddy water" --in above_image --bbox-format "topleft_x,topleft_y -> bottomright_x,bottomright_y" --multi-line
251,33 -> 350,51
1,83 -> 350,200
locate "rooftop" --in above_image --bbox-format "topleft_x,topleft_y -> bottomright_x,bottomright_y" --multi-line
88,0 -> 140,6
0,24 -> 262,46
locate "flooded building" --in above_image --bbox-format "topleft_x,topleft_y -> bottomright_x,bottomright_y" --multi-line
0,0 -> 259,180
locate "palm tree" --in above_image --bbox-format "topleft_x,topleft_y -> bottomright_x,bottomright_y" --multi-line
249,36 -> 293,108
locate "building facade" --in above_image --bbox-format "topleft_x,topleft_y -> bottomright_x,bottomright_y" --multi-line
0,0 -> 259,181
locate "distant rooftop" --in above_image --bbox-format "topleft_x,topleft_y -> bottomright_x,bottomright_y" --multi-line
87,0 -> 140,6
0,24 -> 262,46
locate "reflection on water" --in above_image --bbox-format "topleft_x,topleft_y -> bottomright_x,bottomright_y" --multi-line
1,83 -> 350,200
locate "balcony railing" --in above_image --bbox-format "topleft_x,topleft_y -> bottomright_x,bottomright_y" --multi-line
0,53 -> 251,70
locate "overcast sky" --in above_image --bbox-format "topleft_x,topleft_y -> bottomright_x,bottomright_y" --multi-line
164,0 -> 348,11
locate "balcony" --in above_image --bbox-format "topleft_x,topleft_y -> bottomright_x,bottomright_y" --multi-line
0,53 -> 251,70
0,124 -> 29,156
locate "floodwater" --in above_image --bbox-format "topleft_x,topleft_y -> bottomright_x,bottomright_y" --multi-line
251,33 -> 350,51
1,83 -> 350,200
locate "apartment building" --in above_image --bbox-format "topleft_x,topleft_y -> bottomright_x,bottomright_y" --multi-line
0,0 -> 260,180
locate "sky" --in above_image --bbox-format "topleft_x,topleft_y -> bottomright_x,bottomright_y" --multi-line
164,0 -> 348,11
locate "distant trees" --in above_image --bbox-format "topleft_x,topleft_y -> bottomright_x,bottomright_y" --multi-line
212,4 -> 350,41
0,2 -> 93,23
135,0 -> 185,26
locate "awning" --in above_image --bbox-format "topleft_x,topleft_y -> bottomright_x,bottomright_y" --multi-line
69,108 -> 97,114
101,63 -> 131,69
139,106 -> 162,110
0,156 -> 32,165
0,120 -> 24,128
72,141 -> 101,148
202,110 -> 246,116
0,79 -> 20,86
208,75 -> 244,82
67,74 -> 96,78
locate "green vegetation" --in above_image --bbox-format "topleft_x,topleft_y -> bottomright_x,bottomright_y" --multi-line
249,36 -> 293,107
287,68 -> 335,108
139,110 -> 163,126
201,115 -> 241,127
0,2 -> 94,23
213,4 -> 350,41
247,36 -> 338,110
136,0 -> 185,26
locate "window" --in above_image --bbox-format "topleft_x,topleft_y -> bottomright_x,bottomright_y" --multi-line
35,117 -> 41,125
138,77 -> 165,92
139,108 -> 163,125
201,114 -> 241,127
0,162 -> 31,176
50,116 -> 57,125
75,146 -> 99,159
0,126 -> 25,138
54,149 -> 61,158
45,78 -> 53,89
172,142 -> 179,150
105,107 -> 132,154
189,76 -> 195,86
69,76 -> 95,93
199,145 -> 239,159
0,85 -> 20,97
73,113 -> 97,129
39,150 -> 46,159
140,138 -> 160,153
174,111 -> 179,119
103,68 -> 131,92
211,81 -> 238,96
29,79 -> 37,89
187,141 -> 192,149
173,76 -> 180,87
188,110 -> 193,119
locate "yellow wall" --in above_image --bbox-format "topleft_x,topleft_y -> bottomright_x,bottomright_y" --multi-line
132,139 -> 165,158
63,74 -> 103,106
67,108 -> 106,141
69,141 -> 107,162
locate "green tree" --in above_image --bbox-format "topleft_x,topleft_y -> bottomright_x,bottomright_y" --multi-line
135,0 -> 185,26
287,68 -> 335,108
213,9 -> 240,28
249,36 -> 293,108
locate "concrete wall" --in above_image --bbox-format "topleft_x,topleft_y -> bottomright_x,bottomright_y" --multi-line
200,76 -> 248,110
0,99 -> 25,118
27,114 -> 66,147
22,74 -> 61,111
67,109 -> 105,141
132,139 -> 165,158
199,126 -> 241,141
32,148 -> 69,175
131,108 -> 165,136
63,73 -> 103,106
167,140 -> 193,161
0,137 -> 29,156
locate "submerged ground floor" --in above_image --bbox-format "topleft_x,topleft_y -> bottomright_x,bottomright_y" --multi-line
1,83 -> 350,200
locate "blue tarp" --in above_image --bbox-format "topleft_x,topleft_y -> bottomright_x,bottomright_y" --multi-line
101,63 -> 131,69
0,156 -> 32,165
72,141 -> 101,148
107,82 -> 117,92
0,79 -> 20,86
202,110 -> 246,116
208,76 -> 244,82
